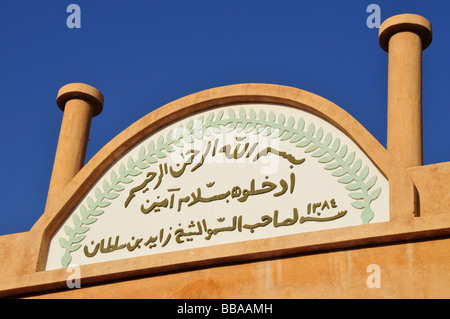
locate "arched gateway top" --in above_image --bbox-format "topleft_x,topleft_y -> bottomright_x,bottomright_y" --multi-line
32,83 -> 414,272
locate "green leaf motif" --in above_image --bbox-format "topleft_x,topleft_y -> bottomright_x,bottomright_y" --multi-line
369,187 -> 382,201
351,201 -> 365,209
59,238 -> 69,249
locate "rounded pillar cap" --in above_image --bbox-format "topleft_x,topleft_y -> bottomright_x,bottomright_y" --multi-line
379,14 -> 432,52
57,83 -> 104,117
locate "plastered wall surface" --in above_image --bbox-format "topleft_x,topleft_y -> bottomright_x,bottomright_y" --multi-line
0,81 -> 448,298
25,237 -> 450,299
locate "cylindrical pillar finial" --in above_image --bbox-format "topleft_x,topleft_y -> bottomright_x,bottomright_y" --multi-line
379,14 -> 432,168
45,83 -> 104,211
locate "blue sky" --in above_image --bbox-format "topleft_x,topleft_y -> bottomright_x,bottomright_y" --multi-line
0,1 -> 448,236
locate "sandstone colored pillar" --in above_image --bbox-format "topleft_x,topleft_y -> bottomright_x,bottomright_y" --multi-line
45,83 -> 104,210
379,14 -> 432,167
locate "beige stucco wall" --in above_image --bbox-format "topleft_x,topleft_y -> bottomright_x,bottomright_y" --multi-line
408,163 -> 450,217
0,83 -> 447,298
12,162 -> 448,299
29,236 -> 450,299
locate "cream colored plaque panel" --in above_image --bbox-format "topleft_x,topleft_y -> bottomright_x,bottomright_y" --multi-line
46,103 -> 389,270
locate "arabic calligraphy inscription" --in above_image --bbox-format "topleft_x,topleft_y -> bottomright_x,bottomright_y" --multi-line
45,103 -> 389,270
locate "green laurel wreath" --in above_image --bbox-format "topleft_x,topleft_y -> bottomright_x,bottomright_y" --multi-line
58,107 -> 381,268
